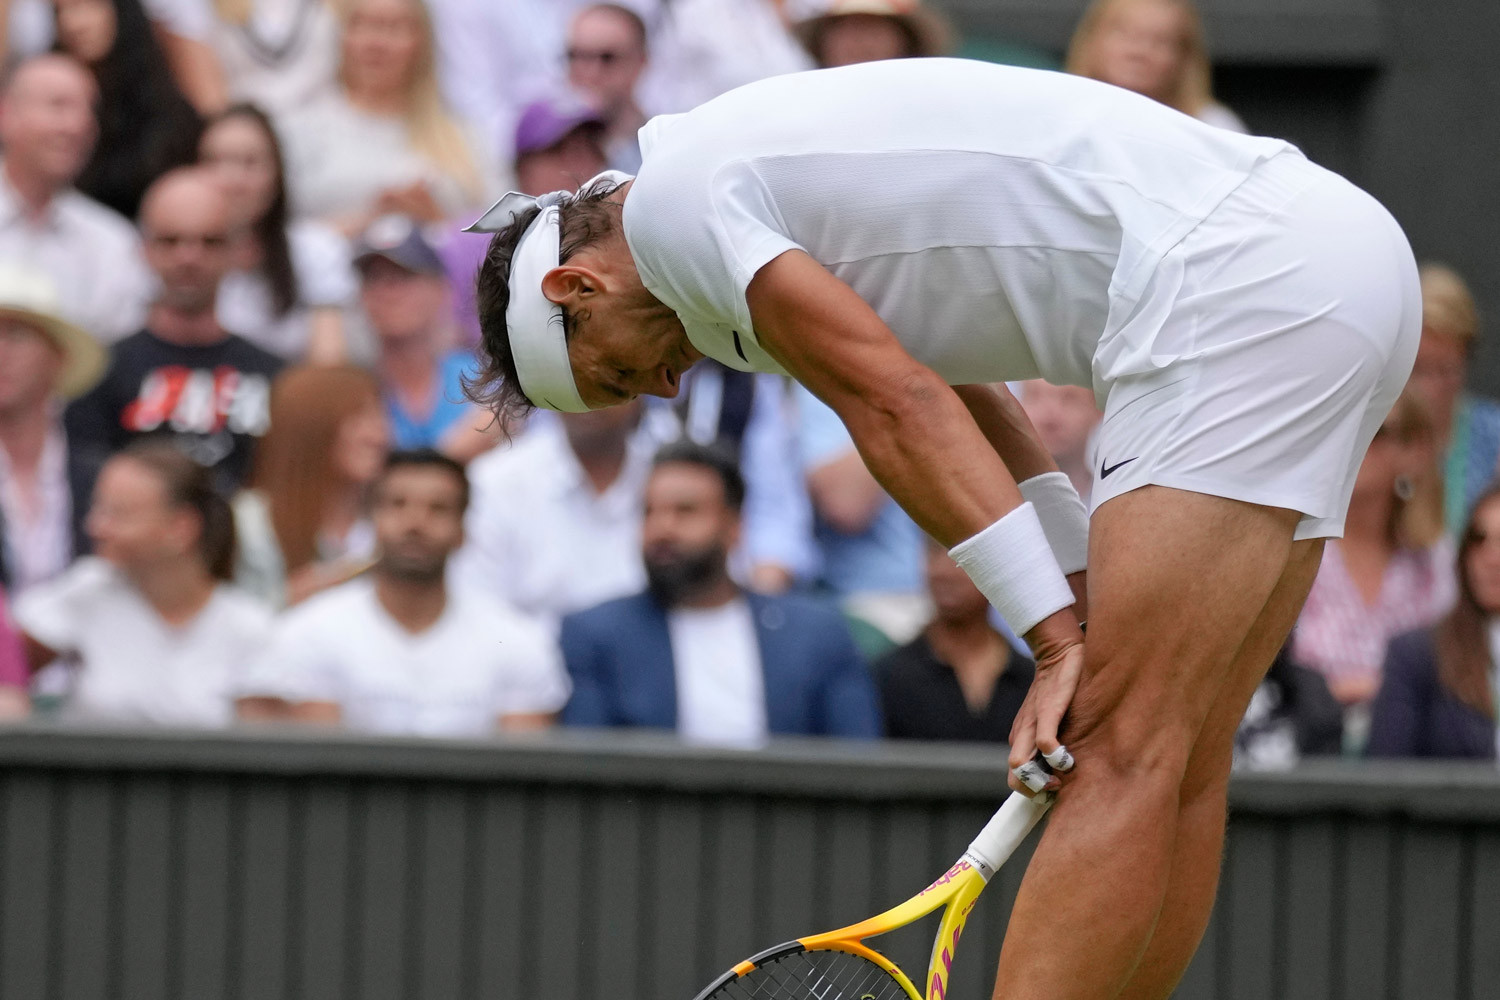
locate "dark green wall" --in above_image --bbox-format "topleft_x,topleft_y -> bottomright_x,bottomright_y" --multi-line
0,726 -> 1497,1000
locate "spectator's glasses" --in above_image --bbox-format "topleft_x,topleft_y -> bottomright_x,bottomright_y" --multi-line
566,47 -> 630,66
147,231 -> 232,250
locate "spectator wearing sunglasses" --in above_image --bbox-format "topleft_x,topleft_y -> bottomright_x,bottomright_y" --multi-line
566,3 -> 649,173
66,168 -> 282,493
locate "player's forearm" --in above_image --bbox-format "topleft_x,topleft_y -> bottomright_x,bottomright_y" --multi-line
952,383 -> 1059,483
836,368 -> 1024,547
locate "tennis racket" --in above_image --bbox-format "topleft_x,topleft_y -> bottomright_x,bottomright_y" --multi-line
690,791 -> 1053,1000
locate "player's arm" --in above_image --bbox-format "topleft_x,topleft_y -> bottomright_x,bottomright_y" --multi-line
747,250 -> 1083,787
953,383 -> 1089,618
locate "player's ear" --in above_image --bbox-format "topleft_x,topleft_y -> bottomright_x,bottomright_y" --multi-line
541,265 -> 601,309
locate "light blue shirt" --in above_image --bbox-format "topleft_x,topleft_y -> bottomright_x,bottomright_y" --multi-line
795,386 -> 923,596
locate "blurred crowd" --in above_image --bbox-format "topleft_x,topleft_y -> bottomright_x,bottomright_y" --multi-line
0,0 -> 1494,765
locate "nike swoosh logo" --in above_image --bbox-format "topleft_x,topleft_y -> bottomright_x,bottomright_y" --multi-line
1100,457 -> 1139,479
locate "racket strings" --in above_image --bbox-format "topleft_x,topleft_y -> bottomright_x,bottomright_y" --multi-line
702,948 -> 912,1000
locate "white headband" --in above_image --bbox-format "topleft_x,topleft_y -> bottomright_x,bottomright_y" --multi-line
464,171 -> 634,412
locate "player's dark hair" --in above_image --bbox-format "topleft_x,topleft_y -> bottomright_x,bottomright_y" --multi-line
464,174 -> 628,427
377,448 -> 471,514
652,439 -> 746,513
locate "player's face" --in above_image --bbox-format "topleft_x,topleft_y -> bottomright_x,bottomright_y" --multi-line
541,245 -> 705,409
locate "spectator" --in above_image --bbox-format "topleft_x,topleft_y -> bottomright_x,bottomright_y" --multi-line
1290,390 -> 1456,746
0,590 -> 28,718
456,400 -> 674,629
354,215 -> 497,460
425,0 -> 562,165
238,449 -> 568,735
1065,0 -> 1247,132
513,94 -> 609,198
561,440 -> 880,743
566,4 -> 650,173
8,0 -> 227,114
64,168 -> 283,494
52,0 -> 203,220
13,441 -> 271,726
234,365 -> 388,608
794,384 -> 925,652
793,0 -> 950,68
638,0 -> 812,114
0,54 -> 153,343
1367,483 -> 1500,761
670,360 -> 816,593
875,536 -> 1034,742
1405,263 -> 1500,536
0,264 -> 107,596
199,103 -> 356,363
437,94 -> 610,352
206,0 -> 342,123
1018,380 -> 1102,503
280,0 -> 499,235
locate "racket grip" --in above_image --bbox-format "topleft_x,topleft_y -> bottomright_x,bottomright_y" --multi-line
961,792 -> 1053,881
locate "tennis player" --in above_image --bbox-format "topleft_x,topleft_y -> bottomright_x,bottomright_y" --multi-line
465,59 -> 1419,1000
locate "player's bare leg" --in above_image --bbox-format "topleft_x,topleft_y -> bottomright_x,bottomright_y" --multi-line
990,487 -> 1304,1000
1114,536 -> 1325,1000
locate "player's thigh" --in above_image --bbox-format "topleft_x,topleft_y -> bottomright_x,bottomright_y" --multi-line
1061,485 -> 1302,770
1178,536 -> 1325,801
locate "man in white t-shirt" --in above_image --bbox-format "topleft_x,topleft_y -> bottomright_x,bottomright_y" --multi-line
559,439 -> 878,743
463,59 -> 1421,998
238,449 -> 569,737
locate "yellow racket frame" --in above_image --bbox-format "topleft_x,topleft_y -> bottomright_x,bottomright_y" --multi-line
702,793 -> 1052,1000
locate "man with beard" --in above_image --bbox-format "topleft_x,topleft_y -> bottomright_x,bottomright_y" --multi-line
559,439 -> 880,744
237,449 -> 570,736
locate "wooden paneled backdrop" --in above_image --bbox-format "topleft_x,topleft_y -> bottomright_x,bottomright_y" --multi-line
0,726 -> 1497,1000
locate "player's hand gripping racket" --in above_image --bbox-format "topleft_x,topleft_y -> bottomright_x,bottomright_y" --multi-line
690,791 -> 1052,1000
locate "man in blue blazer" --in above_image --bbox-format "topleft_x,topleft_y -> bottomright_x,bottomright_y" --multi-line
560,440 -> 881,742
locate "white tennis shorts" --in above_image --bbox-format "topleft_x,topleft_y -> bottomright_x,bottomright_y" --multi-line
1089,151 -> 1422,540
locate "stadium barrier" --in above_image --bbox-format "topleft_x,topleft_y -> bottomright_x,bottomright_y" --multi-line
0,723 -> 1495,1000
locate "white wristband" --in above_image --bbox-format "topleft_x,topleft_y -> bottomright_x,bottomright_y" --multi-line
1018,471 -> 1090,575
948,502 -> 1075,637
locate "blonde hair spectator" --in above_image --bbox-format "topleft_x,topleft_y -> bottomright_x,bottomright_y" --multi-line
1066,0 -> 1244,131
337,0 -> 482,204
1407,263 -> 1500,535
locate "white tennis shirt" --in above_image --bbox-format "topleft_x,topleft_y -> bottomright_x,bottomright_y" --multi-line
623,58 -> 1294,391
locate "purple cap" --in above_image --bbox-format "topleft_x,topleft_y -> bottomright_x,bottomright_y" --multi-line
514,94 -> 606,157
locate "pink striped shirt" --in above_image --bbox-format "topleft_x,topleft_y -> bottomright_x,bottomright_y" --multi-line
1291,539 -> 1457,698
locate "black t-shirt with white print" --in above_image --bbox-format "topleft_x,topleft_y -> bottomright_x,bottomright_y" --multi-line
65,329 -> 283,494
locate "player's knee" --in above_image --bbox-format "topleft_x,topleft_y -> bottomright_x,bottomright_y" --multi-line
1065,697 -> 1196,794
